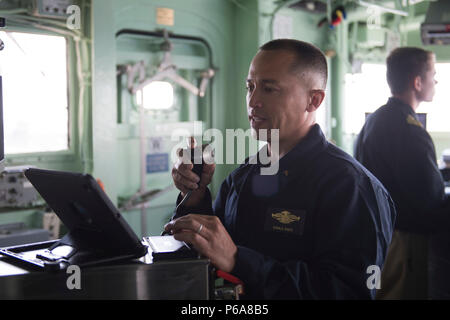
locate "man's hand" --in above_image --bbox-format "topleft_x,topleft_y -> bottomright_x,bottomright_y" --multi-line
172,138 -> 215,207
164,214 -> 237,273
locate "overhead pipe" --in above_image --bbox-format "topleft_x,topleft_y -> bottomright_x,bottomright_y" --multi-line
357,0 -> 409,17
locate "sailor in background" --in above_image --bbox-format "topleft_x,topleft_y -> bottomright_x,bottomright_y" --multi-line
355,47 -> 450,299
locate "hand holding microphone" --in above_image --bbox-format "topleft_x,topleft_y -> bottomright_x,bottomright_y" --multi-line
168,138 -> 237,273
172,137 -> 215,208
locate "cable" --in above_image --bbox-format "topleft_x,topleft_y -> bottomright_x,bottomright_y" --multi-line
160,190 -> 193,236
176,190 -> 193,212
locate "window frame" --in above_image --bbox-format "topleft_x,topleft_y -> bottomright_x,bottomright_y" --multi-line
2,25 -> 79,166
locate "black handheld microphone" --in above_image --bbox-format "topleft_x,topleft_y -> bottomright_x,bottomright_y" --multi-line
177,142 -> 215,183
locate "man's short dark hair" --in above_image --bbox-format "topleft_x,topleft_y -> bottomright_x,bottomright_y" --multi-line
386,47 -> 434,95
259,39 -> 328,89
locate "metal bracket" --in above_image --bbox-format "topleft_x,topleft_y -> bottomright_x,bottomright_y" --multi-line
120,29 -> 215,97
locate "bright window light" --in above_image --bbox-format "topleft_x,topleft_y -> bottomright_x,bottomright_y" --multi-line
138,81 -> 174,110
345,63 -> 450,134
0,31 -> 68,154
345,64 -> 390,134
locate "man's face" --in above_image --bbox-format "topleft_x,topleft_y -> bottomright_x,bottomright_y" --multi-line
246,50 -> 311,142
418,54 -> 437,102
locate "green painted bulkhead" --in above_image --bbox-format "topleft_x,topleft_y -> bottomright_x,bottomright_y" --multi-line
0,0 -> 449,238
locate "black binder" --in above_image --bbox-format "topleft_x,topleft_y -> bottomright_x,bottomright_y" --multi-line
0,168 -> 148,271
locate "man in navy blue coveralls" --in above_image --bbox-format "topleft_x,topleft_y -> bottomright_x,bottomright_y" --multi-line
165,39 -> 396,299
355,47 -> 450,299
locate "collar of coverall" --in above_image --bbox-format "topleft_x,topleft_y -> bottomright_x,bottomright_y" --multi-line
387,97 -> 417,117
250,124 -> 328,176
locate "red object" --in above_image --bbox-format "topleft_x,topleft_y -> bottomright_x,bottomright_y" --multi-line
332,16 -> 342,26
97,179 -> 105,191
216,270 -> 243,285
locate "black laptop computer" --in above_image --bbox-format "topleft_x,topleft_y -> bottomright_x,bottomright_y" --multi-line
0,168 -> 148,270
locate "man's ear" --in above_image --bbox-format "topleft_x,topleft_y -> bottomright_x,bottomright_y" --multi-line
413,75 -> 422,92
307,90 -> 325,112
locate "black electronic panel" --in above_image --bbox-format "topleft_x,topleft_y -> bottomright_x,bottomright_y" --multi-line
0,75 -> 4,170
0,17 -> 4,170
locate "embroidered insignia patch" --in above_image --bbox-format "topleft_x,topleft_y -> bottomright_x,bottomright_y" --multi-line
272,210 -> 300,224
406,114 -> 423,128
265,208 -> 306,235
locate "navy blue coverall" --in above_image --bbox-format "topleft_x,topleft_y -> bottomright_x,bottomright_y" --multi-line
175,124 -> 396,299
355,97 -> 450,298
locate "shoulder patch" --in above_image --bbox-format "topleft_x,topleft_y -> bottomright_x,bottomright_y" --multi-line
406,114 -> 423,128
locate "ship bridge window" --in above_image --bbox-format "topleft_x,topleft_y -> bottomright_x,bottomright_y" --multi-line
345,62 -> 450,134
0,31 -> 68,154
136,81 -> 174,110
345,63 -> 390,134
